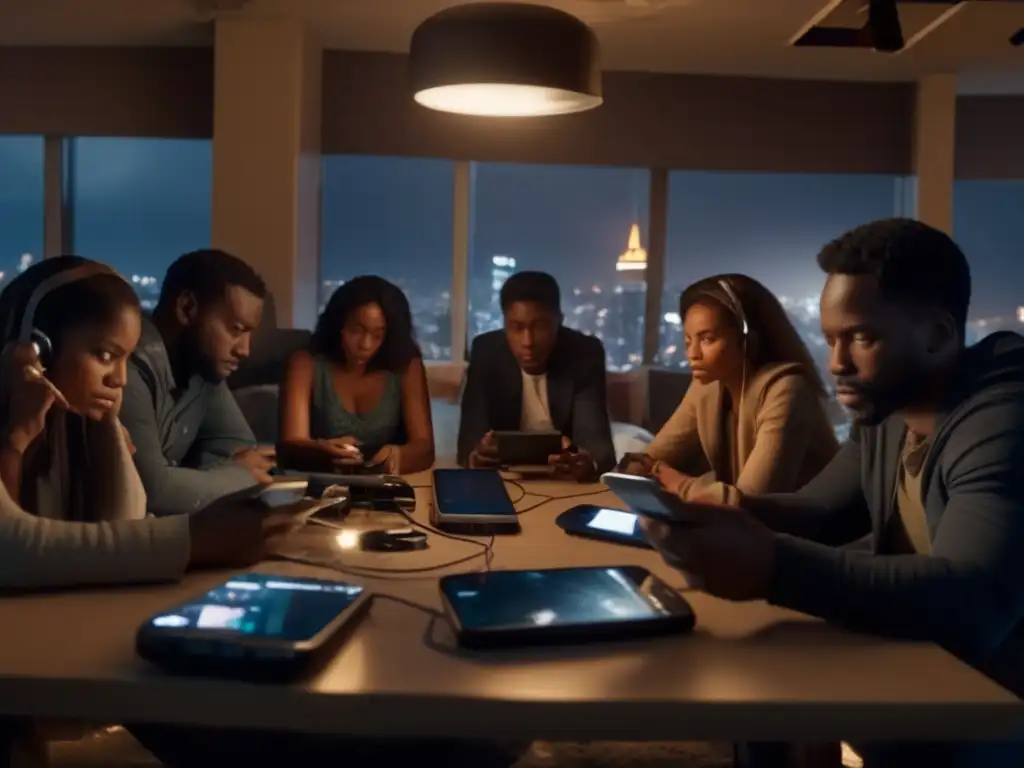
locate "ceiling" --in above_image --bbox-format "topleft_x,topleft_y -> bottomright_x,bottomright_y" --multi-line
0,0 -> 1022,88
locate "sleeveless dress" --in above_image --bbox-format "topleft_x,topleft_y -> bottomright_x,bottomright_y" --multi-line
309,356 -> 404,459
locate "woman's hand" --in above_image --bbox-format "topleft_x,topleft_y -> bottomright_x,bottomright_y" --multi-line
1,341 -> 68,452
369,445 -> 402,474
320,436 -> 364,468
616,452 -> 656,476
653,461 -> 694,498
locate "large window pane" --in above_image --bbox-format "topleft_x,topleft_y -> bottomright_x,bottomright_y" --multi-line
321,156 -> 454,361
661,172 -> 909,375
661,172 -> 909,441
953,180 -> 1024,343
470,163 -> 651,371
0,135 -> 45,285
70,138 -> 212,310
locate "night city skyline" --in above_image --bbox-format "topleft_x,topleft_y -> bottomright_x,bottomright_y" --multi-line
2,136 -> 1024,378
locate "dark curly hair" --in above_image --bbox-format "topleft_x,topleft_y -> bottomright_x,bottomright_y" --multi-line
312,276 -> 420,373
680,273 -> 826,396
817,218 -> 971,339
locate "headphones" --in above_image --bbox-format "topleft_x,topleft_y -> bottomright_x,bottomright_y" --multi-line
5,263 -> 119,396
18,263 -> 117,363
716,277 -> 748,341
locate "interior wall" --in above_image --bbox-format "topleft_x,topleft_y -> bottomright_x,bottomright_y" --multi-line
321,52 -> 915,174
956,96 -> 1024,180
0,47 -> 213,137
1,46 -> 1022,179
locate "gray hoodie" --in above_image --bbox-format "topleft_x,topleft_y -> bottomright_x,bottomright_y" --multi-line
752,331 -> 1024,704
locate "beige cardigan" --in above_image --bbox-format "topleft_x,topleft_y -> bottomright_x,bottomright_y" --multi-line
0,416 -> 190,590
646,362 -> 838,506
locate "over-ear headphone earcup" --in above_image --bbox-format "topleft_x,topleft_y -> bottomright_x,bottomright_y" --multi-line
29,329 -> 53,369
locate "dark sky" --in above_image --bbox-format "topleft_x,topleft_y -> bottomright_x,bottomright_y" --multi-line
2,139 -> 1022,320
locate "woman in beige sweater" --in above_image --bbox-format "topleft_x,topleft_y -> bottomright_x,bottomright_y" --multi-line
0,256 -> 296,591
625,274 -> 838,505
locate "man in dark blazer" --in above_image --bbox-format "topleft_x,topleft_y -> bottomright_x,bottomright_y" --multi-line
457,271 -> 616,481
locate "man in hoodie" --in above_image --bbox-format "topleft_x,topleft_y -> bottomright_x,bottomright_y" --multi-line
120,250 -> 273,516
642,218 -> 1024,766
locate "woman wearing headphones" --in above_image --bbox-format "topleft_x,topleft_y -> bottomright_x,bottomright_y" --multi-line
0,256 -> 297,590
623,274 -> 838,504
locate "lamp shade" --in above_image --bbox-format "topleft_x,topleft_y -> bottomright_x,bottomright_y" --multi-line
409,3 -> 603,118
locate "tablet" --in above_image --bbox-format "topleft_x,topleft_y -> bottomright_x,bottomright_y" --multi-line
440,565 -> 694,649
555,504 -> 653,549
430,468 -> 521,535
136,573 -> 372,681
600,472 -> 692,524
492,430 -> 563,466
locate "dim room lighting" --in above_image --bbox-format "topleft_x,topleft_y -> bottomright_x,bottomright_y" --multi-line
409,3 -> 603,118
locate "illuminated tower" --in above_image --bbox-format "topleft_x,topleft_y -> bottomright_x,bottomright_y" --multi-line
611,224 -> 647,370
615,223 -> 647,281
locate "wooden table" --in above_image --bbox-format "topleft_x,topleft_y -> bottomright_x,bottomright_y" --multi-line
0,471 -> 1019,745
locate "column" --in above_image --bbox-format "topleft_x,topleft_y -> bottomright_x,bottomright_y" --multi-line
211,19 -> 322,328
912,74 -> 957,234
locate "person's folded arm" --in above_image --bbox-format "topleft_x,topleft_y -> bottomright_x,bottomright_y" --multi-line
768,401 -> 1024,664
457,338 -> 491,467
683,375 -> 833,506
0,482 -> 190,590
120,365 -> 256,517
395,356 -> 435,473
739,429 -> 870,545
570,338 -> 616,475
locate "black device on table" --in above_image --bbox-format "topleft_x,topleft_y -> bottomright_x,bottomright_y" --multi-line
600,472 -> 697,525
430,468 -> 521,535
135,573 -> 372,681
555,504 -> 654,550
440,565 -> 695,650
278,469 -> 415,508
492,430 -> 563,467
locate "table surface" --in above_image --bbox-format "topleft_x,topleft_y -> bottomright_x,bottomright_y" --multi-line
0,470 -> 1019,743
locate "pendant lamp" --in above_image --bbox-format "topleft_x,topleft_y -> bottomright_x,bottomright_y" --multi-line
409,3 -> 603,118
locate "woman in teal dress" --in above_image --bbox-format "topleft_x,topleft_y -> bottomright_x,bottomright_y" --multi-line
277,276 -> 435,474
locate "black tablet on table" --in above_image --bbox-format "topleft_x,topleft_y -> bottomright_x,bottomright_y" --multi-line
440,565 -> 695,649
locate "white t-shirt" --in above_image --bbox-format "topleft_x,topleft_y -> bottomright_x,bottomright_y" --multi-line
520,371 -> 554,431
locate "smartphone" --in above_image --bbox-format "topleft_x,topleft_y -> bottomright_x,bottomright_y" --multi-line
600,472 -> 693,524
136,573 -> 373,681
555,504 -> 652,549
440,565 -> 695,649
430,468 -> 521,534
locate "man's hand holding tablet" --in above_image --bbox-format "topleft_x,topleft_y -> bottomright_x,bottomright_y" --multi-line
549,436 -> 598,482
638,496 -> 777,601
468,431 -> 501,469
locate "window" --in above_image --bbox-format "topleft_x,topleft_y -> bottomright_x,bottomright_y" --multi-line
661,172 -> 910,374
0,136 -> 45,285
953,180 -> 1024,344
661,172 -> 910,441
469,163 -> 651,371
321,156 -> 454,362
69,138 -> 213,310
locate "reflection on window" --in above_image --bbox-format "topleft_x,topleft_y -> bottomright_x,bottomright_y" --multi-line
70,138 -> 213,310
321,156 -> 454,361
953,180 -> 1024,344
0,136 -> 45,289
470,163 -> 651,371
660,171 -> 911,438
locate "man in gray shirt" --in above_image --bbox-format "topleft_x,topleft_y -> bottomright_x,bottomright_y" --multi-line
121,249 -> 274,516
